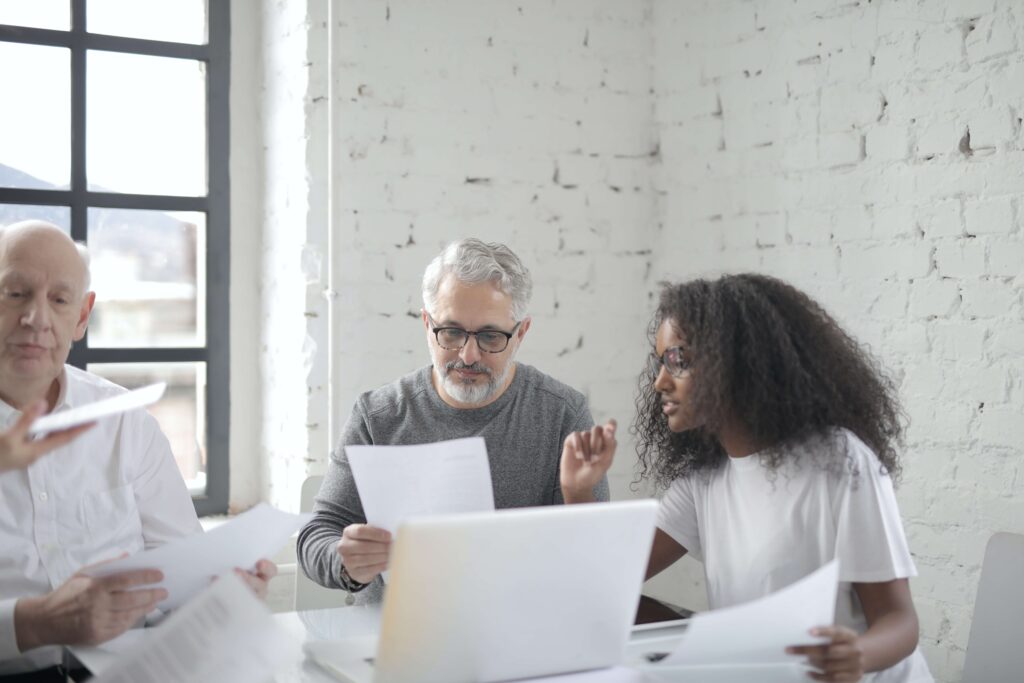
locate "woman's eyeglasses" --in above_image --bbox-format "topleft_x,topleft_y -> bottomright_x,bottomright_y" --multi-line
654,346 -> 692,377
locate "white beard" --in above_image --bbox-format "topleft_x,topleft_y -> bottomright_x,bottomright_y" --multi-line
438,357 -> 514,406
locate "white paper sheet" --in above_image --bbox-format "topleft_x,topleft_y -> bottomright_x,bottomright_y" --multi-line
345,437 -> 495,535
28,382 -> 166,435
82,503 -> 310,610
88,572 -> 299,683
656,560 -> 838,669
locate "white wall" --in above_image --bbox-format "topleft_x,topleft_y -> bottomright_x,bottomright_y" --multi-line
651,1 -> 1024,680
234,2 -> 1024,679
315,0 -> 658,508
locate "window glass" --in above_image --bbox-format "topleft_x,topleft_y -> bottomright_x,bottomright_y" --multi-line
0,1 -> 70,31
87,208 -> 205,347
87,51 -> 206,196
88,0 -> 207,44
0,43 -> 70,189
87,362 -> 208,494
0,205 -> 71,232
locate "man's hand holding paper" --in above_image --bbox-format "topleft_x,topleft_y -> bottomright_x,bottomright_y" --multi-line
14,558 -> 166,650
337,524 -> 393,585
81,504 -> 305,610
339,437 -> 496,584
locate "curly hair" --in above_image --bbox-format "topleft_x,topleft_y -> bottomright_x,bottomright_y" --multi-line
633,273 -> 904,490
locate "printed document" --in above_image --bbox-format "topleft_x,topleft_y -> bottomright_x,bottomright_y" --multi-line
345,436 -> 495,535
82,503 -> 310,609
88,572 -> 297,683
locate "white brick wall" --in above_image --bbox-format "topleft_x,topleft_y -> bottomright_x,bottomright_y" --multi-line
652,1 -> 1024,680
319,0 -> 657,506
240,2 -> 1022,680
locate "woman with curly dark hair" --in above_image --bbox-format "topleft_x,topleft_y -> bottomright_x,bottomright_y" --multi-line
559,274 -> 933,683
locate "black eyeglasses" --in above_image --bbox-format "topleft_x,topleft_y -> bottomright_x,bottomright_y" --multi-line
429,315 -> 522,353
654,346 -> 692,377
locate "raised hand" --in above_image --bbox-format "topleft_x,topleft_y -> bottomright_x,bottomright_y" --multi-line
0,400 -> 94,473
559,419 -> 617,504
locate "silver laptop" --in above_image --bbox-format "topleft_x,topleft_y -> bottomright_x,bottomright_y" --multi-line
305,499 -> 658,683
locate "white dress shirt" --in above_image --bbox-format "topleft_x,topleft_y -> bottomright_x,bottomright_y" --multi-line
0,365 -> 202,673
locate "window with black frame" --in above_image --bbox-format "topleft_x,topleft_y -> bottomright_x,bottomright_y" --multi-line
0,0 -> 230,515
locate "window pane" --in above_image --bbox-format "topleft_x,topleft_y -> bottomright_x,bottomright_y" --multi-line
87,51 -> 206,196
0,1 -> 70,30
0,43 -> 70,189
86,362 -> 207,494
0,204 -> 71,232
87,208 -> 205,347
88,0 -> 207,44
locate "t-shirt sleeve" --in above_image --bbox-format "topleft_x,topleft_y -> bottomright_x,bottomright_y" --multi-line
656,477 -> 702,561
832,434 -> 917,583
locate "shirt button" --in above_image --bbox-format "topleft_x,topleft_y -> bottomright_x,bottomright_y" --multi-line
38,491 -> 48,502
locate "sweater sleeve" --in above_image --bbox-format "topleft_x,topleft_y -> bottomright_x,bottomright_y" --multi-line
295,400 -> 372,590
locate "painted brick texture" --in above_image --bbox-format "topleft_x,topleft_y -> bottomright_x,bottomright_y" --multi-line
653,1 -> 1024,680
327,0 -> 658,505
256,3 -> 1021,680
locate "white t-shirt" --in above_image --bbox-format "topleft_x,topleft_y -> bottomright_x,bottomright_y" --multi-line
657,428 -> 933,683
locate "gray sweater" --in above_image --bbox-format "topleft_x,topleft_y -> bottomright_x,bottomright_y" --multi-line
296,363 -> 609,604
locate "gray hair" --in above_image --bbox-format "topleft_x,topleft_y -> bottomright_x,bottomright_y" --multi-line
422,239 -> 533,321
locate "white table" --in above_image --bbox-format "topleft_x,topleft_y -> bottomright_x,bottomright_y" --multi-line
272,606 -> 688,683
73,605 -> 688,682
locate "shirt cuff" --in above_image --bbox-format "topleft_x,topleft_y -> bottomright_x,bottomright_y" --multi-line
0,598 -> 22,660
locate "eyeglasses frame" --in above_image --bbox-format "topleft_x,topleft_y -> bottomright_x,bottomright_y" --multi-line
427,313 -> 523,354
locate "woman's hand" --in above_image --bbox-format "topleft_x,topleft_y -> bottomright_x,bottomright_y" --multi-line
787,625 -> 865,682
559,419 -> 616,504
234,559 -> 278,600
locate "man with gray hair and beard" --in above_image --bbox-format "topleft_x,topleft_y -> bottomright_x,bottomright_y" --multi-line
298,238 -> 609,604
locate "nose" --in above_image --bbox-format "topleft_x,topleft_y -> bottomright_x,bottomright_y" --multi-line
653,364 -> 675,392
20,296 -> 52,331
459,335 -> 482,365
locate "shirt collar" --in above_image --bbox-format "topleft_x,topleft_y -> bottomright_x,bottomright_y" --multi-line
52,367 -> 75,410
0,367 -> 75,426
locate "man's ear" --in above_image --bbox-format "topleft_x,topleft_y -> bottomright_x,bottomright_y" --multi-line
516,316 -> 532,340
73,291 -> 96,342
422,308 -> 431,330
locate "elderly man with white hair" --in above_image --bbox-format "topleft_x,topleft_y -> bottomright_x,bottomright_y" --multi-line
0,221 -> 275,682
298,238 -> 609,605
